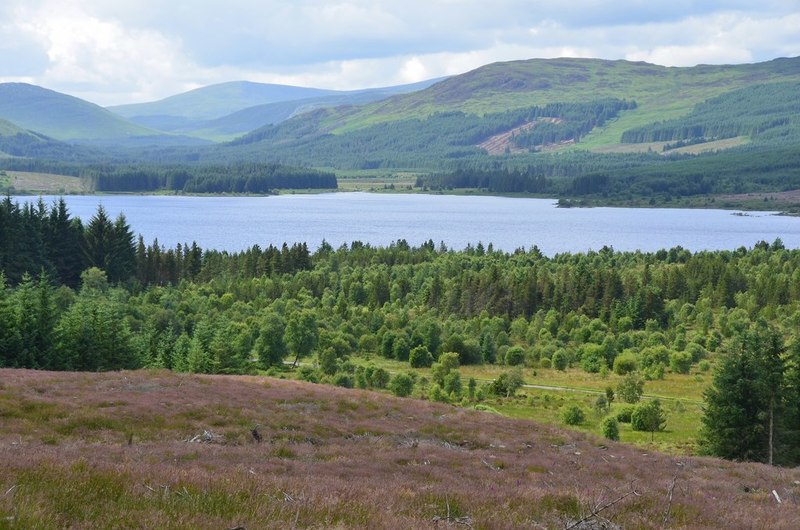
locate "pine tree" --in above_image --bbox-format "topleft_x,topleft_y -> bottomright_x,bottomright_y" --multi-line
0,273 -> 21,367
701,320 -> 785,463
46,198 -> 84,287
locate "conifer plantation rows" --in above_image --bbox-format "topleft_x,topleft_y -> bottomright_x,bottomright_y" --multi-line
3,197 -> 800,464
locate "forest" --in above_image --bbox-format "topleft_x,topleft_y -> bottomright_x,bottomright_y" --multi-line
3,196 -> 800,465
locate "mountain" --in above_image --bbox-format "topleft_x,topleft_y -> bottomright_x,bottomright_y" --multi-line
108,81 -> 342,121
194,56 -> 800,203
220,56 -> 800,160
321,56 -> 800,142
0,83 -> 167,143
107,79 -> 445,141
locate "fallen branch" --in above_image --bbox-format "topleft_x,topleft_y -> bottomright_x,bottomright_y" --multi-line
565,485 -> 640,530
432,496 -> 474,528
187,430 -> 223,443
662,474 -> 679,525
480,458 -> 501,472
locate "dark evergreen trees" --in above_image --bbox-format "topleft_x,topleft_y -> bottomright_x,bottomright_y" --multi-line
701,321 -> 785,464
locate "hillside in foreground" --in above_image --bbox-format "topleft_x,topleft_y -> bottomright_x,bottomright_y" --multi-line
0,369 -> 797,529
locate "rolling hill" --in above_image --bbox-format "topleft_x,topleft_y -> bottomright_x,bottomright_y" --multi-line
108,81 -> 343,121
108,79 -> 446,141
1,368 -> 797,528
0,83 -> 169,143
320,56 -> 800,146
193,56 -> 800,200
0,117 -> 94,160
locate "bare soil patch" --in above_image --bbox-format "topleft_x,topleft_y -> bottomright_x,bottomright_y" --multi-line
478,118 -> 563,155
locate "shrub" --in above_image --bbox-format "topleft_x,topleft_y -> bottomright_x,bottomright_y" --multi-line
698,360 -> 711,372
551,350 -> 568,371
504,346 -> 526,366
560,405 -> 585,426
601,416 -> 620,441
389,373 -> 414,397
613,351 -> 638,375
669,350 -> 693,374
640,346 -> 670,369
409,345 -> 434,368
594,395 -> 610,415
539,358 -> 552,369
580,344 -> 605,373
443,371 -> 462,397
489,368 -> 524,397
616,405 -> 635,423
297,366 -> 319,383
644,363 -> 665,380
392,337 -> 411,362
332,372 -> 353,388
429,384 -> 448,403
369,367 -> 390,389
686,342 -> 707,362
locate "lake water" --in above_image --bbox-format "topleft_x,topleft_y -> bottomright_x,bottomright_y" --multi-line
16,193 -> 800,255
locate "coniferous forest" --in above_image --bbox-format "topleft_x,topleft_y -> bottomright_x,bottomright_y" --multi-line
3,197 -> 800,465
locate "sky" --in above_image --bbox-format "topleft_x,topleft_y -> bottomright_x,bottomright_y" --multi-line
1,0 -> 799,106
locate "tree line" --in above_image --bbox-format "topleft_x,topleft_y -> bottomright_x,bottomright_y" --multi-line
621,82 -> 800,144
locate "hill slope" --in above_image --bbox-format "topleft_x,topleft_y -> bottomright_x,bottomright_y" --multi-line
108,81 -> 343,121
323,56 -> 800,145
109,79 -> 446,141
0,117 -> 94,160
0,83 -> 163,142
1,368 -> 797,529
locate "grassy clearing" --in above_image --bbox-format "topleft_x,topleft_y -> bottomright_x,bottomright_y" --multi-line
351,354 -> 709,455
3,171 -> 89,194
335,173 -> 418,192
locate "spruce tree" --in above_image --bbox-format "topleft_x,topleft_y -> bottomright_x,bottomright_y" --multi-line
701,321 -> 785,463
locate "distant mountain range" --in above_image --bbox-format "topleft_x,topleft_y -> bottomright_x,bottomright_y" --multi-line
2,56 -> 800,202
106,79 -> 444,141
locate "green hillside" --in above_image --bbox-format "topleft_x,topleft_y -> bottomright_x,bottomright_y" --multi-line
194,56 -> 800,204
324,57 -> 800,147
0,83 -> 160,142
0,117 -> 92,160
0,118 -> 33,138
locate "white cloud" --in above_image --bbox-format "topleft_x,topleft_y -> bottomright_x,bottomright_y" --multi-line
8,1 -> 201,104
0,1 -> 798,104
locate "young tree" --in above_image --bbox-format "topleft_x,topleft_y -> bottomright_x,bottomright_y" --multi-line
617,372 -> 645,403
285,309 -> 319,368
631,399 -> 667,441
254,312 -> 287,368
